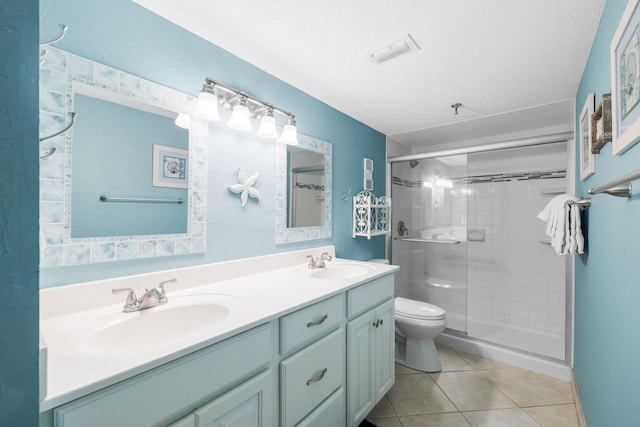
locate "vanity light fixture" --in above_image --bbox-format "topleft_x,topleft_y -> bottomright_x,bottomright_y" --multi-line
256,108 -> 278,138
190,77 -> 299,144
228,96 -> 252,130
279,116 -> 299,145
192,85 -> 220,121
174,112 -> 191,129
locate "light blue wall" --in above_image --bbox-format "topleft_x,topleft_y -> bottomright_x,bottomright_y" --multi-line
574,1 -> 640,425
40,0 -> 387,287
0,0 -> 40,424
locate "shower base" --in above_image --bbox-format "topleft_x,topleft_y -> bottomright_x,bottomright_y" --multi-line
436,314 -> 571,381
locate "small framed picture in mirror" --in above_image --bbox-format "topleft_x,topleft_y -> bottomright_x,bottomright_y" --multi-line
153,144 -> 188,189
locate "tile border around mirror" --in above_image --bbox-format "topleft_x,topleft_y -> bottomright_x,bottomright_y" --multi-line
275,134 -> 332,243
39,47 -> 207,266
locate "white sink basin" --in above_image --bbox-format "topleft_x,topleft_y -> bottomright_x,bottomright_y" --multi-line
51,294 -> 243,355
309,262 -> 375,279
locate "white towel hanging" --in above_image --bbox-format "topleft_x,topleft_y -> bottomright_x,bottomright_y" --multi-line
537,194 -> 584,255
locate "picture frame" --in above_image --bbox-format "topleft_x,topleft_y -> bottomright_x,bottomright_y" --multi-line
580,93 -> 596,180
611,0 -> 640,155
590,93 -> 612,154
153,144 -> 188,188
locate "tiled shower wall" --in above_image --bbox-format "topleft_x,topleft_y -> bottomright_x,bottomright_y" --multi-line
466,180 -> 566,333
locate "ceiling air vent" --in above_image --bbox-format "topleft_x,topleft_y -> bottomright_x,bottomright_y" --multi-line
368,34 -> 420,65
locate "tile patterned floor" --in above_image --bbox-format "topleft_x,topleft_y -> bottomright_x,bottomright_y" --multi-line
366,345 -> 579,427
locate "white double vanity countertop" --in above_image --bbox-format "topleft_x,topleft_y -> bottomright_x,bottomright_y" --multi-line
39,246 -> 398,411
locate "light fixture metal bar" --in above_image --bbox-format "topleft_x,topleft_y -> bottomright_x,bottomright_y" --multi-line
204,77 -> 294,119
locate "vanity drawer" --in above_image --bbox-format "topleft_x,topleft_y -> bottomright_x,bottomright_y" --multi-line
280,293 -> 345,355
54,324 -> 271,427
280,328 -> 345,427
347,274 -> 394,318
297,387 -> 345,427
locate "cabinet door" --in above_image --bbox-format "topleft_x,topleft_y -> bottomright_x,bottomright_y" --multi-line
373,299 -> 395,402
346,309 -> 376,426
194,369 -> 273,427
53,325 -> 271,427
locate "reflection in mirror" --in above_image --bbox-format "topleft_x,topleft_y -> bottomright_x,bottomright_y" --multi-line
275,134 -> 331,243
39,47 -> 207,266
288,147 -> 324,228
71,83 -> 189,238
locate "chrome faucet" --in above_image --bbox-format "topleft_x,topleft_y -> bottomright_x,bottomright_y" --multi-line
306,252 -> 333,269
112,278 -> 177,312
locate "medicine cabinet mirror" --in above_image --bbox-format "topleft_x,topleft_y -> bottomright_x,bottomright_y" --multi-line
275,134 -> 331,243
39,47 -> 208,266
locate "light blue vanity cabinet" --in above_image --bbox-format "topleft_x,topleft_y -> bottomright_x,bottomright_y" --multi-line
279,294 -> 346,426
43,269 -> 397,427
52,324 -> 272,427
346,275 -> 395,427
278,273 -> 395,427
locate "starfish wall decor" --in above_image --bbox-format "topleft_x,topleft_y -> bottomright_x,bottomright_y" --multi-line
228,166 -> 261,208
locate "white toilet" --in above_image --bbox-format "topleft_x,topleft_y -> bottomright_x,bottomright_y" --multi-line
395,297 -> 446,372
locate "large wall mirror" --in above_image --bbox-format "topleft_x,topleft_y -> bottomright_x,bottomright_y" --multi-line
39,47 -> 208,266
275,134 -> 331,243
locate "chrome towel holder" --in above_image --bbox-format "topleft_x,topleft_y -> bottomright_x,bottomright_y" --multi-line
99,195 -> 184,204
571,168 -> 640,206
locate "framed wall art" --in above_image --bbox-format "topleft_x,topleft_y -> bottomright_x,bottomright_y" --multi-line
591,93 -> 612,154
580,93 -> 596,180
611,0 -> 640,155
153,144 -> 188,188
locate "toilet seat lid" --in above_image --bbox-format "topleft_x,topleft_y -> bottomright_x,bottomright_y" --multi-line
395,297 -> 445,320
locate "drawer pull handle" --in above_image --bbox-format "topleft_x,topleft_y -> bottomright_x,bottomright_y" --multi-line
306,314 -> 329,327
306,368 -> 328,386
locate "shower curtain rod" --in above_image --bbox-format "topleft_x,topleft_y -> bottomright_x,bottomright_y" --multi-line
387,131 -> 573,163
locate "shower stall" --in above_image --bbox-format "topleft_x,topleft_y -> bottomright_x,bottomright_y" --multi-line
389,137 -> 571,373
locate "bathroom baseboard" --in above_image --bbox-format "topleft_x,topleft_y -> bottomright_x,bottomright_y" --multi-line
572,371 -> 587,427
436,331 -> 572,381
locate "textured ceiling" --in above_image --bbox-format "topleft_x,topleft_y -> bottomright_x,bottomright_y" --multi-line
134,0 -> 605,147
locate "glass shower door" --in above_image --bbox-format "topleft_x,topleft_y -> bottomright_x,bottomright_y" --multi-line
390,155 -> 468,333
